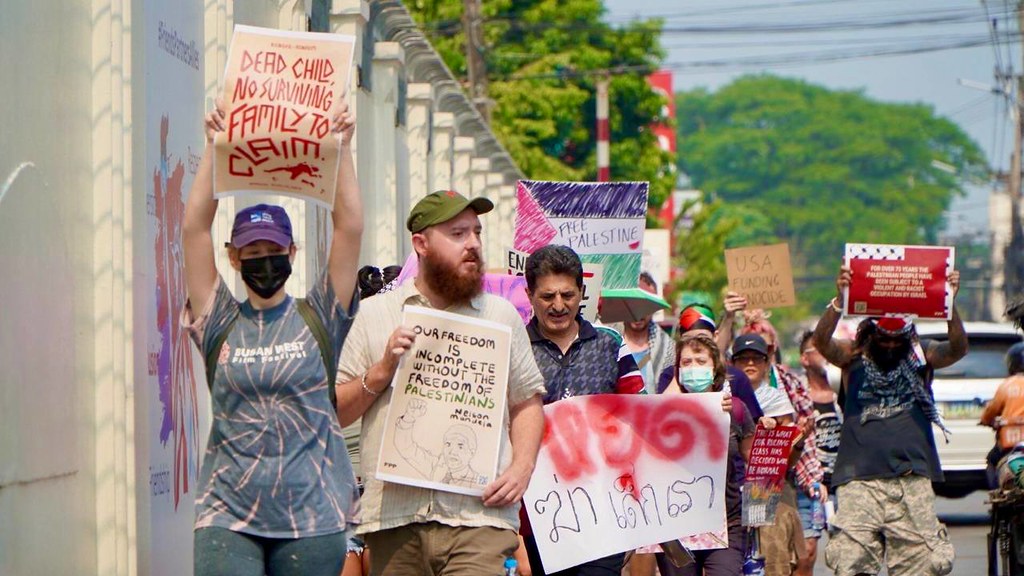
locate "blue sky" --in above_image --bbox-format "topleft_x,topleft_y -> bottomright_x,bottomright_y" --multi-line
604,0 -> 1017,235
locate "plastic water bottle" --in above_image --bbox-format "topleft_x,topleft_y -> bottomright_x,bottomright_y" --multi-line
503,557 -> 518,576
824,498 -> 836,528
811,482 -> 825,530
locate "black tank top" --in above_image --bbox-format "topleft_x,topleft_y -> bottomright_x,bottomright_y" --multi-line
831,358 -> 942,488
812,399 -> 842,486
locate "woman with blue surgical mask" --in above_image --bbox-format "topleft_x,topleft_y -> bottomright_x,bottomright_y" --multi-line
656,333 -> 755,576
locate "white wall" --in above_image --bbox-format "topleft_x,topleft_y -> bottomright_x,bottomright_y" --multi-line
0,1 -> 523,574
1,0 -> 109,574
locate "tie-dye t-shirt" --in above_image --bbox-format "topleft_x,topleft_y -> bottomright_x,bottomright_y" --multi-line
182,272 -> 358,538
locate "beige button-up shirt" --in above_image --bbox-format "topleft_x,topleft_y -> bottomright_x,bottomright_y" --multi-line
338,281 -> 546,535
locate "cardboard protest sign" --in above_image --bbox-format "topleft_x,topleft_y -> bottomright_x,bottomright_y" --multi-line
505,248 -> 604,323
843,244 -> 955,319
514,180 -> 648,289
725,243 -> 796,309
742,425 -> 802,527
376,306 -> 511,497
524,394 -> 730,572
215,25 -> 355,208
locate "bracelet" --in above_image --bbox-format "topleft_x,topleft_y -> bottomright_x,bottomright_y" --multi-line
360,372 -> 380,397
828,297 -> 842,314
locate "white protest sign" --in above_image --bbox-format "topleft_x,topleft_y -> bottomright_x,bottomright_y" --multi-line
548,217 -> 646,255
507,248 -> 529,275
376,306 -> 511,497
525,393 -> 730,572
579,263 -> 604,323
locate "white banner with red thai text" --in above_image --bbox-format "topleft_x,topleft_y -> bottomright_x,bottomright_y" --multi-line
524,394 -> 730,572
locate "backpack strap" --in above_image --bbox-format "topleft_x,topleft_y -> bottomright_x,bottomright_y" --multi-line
202,300 -> 337,409
296,298 -> 338,408
205,316 -> 237,392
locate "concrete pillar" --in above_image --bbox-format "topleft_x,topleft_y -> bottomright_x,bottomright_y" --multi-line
452,136 -> 475,194
395,105 -> 411,262
470,158 -> 490,196
368,41 -> 404,266
431,112 -> 455,191
92,2 -> 136,574
485,172 -> 506,270
331,0 -> 372,266
470,158 -> 492,266
406,83 -> 433,206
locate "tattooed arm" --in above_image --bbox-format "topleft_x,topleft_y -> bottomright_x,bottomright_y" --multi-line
812,265 -> 857,369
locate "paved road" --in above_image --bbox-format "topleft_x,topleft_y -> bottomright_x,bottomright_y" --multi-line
813,492 -> 990,575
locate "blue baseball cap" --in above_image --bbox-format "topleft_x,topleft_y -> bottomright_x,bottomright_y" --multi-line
230,204 -> 293,248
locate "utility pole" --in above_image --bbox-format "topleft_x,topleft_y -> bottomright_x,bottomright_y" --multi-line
462,0 -> 491,123
1005,3 -> 1024,303
596,75 -> 610,181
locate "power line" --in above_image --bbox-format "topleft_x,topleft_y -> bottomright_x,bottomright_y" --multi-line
413,4 -> 1014,37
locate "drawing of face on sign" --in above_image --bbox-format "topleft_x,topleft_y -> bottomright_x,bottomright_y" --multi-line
443,424 -> 477,473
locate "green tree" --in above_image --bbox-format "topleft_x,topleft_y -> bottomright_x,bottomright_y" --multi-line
670,199 -> 737,311
405,0 -> 675,208
675,74 -> 989,307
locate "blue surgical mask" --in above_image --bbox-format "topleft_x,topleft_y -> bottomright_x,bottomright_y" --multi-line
679,366 -> 714,393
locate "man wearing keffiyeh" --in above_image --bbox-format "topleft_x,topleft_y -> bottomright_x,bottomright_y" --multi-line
812,265 -> 965,576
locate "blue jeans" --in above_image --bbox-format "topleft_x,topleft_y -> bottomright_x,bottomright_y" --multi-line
796,490 -> 828,539
194,526 -> 347,576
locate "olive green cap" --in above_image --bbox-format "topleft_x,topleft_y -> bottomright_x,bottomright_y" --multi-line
406,190 -> 494,233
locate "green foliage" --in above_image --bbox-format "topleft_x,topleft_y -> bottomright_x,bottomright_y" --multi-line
405,0 -> 675,208
670,199 -> 737,311
675,74 -> 990,312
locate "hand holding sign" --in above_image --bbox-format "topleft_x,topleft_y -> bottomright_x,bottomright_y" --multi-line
330,94 -> 355,145
204,98 -> 227,142
842,243 -> 955,319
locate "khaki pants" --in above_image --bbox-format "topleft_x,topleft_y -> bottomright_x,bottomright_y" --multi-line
364,522 -> 519,576
825,476 -> 955,576
759,501 -> 807,576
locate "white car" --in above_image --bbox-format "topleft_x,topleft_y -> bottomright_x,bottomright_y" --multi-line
916,321 -> 1022,498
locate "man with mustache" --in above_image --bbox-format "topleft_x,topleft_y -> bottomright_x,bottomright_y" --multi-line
517,244 -> 644,576
335,190 -> 547,576
812,265 -> 964,576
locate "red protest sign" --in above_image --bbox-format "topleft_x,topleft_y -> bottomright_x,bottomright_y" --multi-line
742,424 -> 801,527
214,25 -> 355,208
843,244 -> 954,320
746,425 -> 801,483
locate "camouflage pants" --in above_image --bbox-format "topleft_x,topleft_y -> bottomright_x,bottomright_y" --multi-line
824,475 -> 955,576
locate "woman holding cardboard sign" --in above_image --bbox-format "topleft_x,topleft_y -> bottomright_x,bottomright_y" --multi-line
181,96 -> 362,576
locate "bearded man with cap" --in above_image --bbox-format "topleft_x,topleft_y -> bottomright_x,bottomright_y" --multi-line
812,265 -> 964,576
334,190 -> 547,576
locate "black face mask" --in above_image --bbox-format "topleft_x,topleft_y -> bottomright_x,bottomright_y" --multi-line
869,340 -> 911,371
240,254 -> 292,299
